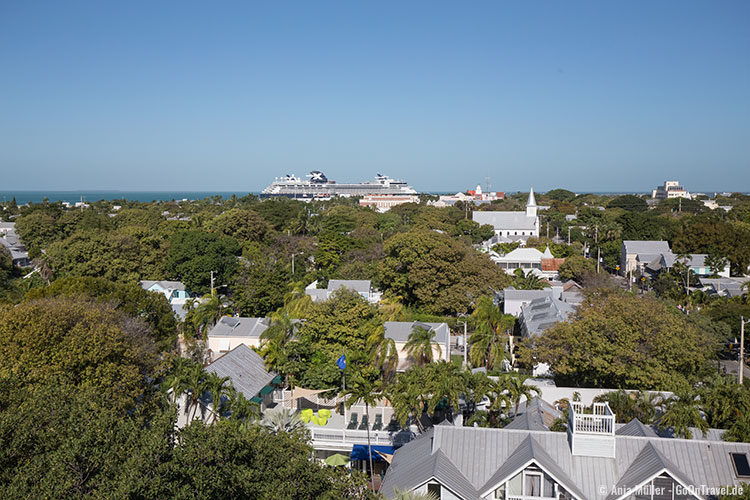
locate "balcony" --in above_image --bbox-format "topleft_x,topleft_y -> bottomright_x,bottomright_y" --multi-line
270,390 -> 415,452
567,402 -> 616,458
568,402 -> 615,435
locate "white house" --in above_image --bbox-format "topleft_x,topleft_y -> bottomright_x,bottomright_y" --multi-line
384,321 -> 450,371
380,400 -> 750,500
472,189 -> 539,240
207,316 -> 270,361
305,279 -> 382,304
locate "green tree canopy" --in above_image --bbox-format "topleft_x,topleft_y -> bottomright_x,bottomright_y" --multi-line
164,230 -> 241,294
379,229 -> 510,315
520,289 -> 717,390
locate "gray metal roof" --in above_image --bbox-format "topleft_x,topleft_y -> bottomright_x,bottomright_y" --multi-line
208,316 -> 269,338
380,425 -> 750,500
384,321 -> 450,344
504,288 -> 554,302
606,442 -> 694,500
615,419 -> 659,438
479,435 -> 587,499
328,279 -> 372,294
507,397 -> 563,430
204,344 -> 275,399
520,296 -> 577,337
622,240 -> 671,255
473,211 -> 537,231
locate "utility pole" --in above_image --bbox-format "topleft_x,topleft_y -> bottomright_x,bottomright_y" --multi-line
291,253 -> 296,275
546,221 -> 549,239
741,317 -> 750,384
457,318 -> 468,368
595,226 -> 600,273
210,271 -> 215,297
567,226 -> 571,245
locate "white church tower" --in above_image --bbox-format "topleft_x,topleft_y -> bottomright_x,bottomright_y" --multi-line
526,187 -> 537,218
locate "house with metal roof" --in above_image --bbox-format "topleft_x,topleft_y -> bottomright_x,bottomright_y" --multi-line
620,241 -> 730,278
384,321 -> 451,371
0,229 -> 30,267
305,279 -> 383,303
175,344 -> 281,428
502,286 -> 568,317
473,189 -> 540,242
207,316 -> 270,361
519,295 -> 577,338
380,400 -> 750,499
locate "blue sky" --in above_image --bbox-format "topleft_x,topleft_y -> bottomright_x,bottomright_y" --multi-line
1,1 -> 749,193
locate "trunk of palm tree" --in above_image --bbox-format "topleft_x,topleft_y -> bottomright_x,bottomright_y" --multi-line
366,402 -> 376,492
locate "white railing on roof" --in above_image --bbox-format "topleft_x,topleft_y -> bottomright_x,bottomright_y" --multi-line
568,402 -> 615,435
309,428 -> 413,447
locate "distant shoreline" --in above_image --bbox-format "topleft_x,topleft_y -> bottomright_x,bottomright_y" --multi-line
1,190 -> 745,205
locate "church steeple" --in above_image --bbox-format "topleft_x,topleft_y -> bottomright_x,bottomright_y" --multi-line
526,187 -> 537,217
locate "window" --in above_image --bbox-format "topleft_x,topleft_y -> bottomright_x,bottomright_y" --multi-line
525,472 -> 542,496
427,483 -> 441,497
731,453 -> 750,477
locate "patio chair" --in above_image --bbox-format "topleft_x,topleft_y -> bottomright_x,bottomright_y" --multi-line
372,414 -> 383,431
312,414 -> 328,426
358,414 -> 369,430
347,413 -> 358,430
318,408 -> 332,419
300,408 -> 314,423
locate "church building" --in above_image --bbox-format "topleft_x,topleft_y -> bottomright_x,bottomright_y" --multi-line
472,188 -> 540,240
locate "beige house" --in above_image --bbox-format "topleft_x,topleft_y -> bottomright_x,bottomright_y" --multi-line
384,321 -> 450,371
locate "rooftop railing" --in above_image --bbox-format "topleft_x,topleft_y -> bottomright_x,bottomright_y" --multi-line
568,402 -> 615,435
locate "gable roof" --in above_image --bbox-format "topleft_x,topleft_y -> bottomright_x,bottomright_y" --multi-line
503,288 -> 553,302
381,425 -> 750,500
384,321 -> 450,344
328,279 -> 372,293
208,316 -> 270,338
616,419 -> 659,438
622,240 -> 671,255
606,442 -> 695,500
479,435 -> 586,499
140,280 -> 187,291
473,211 -> 537,231
204,344 -> 275,399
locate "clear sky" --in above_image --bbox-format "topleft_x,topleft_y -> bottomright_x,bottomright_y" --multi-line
1,1 -> 749,193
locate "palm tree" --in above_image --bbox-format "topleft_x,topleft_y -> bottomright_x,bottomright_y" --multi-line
469,296 -> 514,370
498,376 -> 541,418
165,359 -> 208,423
511,268 -> 549,290
343,377 -> 382,492
204,372 -> 232,423
188,294 -> 231,337
226,389 -> 261,429
282,281 -> 314,318
392,488 -> 439,500
405,325 -> 440,366
370,334 -> 399,381
658,390 -> 707,439
259,309 -> 299,371
261,408 -> 305,435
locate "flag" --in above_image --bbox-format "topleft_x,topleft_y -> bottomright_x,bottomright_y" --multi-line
336,352 -> 346,370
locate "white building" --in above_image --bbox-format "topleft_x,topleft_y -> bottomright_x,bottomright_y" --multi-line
472,189 -> 539,240
652,180 -> 691,200
206,316 -> 270,361
305,279 -> 382,304
383,321 -> 451,371
359,194 -> 419,212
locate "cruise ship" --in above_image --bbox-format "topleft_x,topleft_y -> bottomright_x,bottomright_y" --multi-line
261,171 -> 418,199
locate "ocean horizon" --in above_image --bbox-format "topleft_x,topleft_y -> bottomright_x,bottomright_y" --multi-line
2,190 -> 740,206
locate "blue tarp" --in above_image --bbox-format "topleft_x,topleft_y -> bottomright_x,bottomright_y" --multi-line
350,444 -> 395,462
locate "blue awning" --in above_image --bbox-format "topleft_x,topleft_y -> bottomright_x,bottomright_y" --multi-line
350,444 -> 395,462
